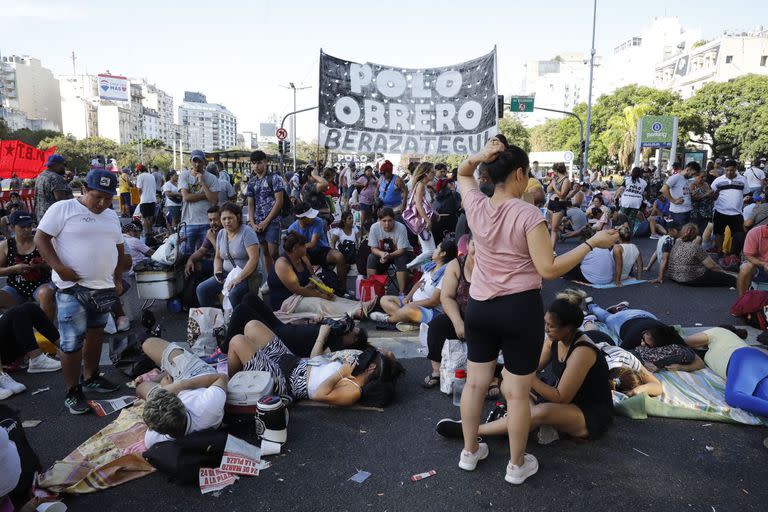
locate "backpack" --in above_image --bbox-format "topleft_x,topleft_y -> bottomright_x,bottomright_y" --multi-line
266,172 -> 293,218
730,290 -> 768,330
143,429 -> 228,485
356,235 -> 372,276
337,239 -> 357,264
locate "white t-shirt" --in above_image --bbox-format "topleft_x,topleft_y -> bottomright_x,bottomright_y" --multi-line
162,181 -> 182,207
665,174 -> 691,213
580,248 -> 614,285
744,167 -> 765,189
619,177 -> 647,210
412,269 -> 443,303
0,426 -> 21,497
123,235 -> 150,274
38,199 -> 122,290
618,243 -> 639,280
331,226 -> 359,249
711,174 -> 747,216
144,386 -> 227,448
218,175 -> 235,205
136,173 -> 157,204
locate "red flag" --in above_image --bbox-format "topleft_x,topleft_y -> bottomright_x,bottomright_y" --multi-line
0,140 -> 56,179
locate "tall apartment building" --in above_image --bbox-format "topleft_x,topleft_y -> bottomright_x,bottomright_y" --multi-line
178,91 -> 238,152
59,74 -> 99,138
0,54 -> 62,131
138,80 -> 174,145
519,52 -> 591,125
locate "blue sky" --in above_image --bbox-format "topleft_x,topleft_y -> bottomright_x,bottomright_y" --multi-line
1,0 -> 766,141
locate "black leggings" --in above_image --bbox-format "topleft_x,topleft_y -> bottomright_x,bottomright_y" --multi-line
224,293 -> 321,356
676,270 -> 737,288
426,313 -> 459,363
0,303 -> 60,362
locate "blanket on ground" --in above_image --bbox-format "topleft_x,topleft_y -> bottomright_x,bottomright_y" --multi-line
572,278 -> 647,289
613,367 -> 768,426
38,403 -> 155,493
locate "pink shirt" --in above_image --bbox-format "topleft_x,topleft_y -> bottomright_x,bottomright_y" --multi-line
744,225 -> 768,262
464,188 -> 546,300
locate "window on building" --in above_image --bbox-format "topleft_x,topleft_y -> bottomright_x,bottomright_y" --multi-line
761,55 -> 768,67
725,55 -> 733,64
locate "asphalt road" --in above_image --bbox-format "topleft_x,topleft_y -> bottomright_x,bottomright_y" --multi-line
5,236 -> 766,512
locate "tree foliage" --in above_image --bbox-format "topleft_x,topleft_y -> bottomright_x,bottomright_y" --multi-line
37,135 -> 174,174
498,114 -> 530,152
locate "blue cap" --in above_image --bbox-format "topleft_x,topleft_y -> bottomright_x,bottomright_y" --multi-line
85,169 -> 118,195
190,149 -> 206,162
8,210 -> 34,227
45,154 -> 65,167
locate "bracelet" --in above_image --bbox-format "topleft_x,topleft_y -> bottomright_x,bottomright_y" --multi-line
584,241 -> 594,251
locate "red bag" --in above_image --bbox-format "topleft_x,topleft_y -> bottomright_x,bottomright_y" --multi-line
358,275 -> 387,302
730,290 -> 768,329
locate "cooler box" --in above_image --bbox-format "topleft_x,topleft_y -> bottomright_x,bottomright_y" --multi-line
136,268 -> 183,300
225,370 -> 274,413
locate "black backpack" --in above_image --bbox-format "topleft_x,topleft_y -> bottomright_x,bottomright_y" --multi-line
0,405 -> 42,507
143,429 -> 228,485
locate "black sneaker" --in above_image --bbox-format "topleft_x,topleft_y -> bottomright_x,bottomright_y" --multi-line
65,385 -> 90,415
436,418 -> 463,439
82,374 -> 119,394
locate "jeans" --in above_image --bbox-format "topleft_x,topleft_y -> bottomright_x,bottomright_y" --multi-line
182,223 -> 209,255
196,275 -> 250,309
587,305 -> 657,337
56,291 -> 109,353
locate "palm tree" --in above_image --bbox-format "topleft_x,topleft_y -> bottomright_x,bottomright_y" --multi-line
599,103 -> 651,171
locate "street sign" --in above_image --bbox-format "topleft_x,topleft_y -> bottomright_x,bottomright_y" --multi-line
563,151 -> 574,163
276,128 -> 288,141
509,96 -> 534,113
638,116 -> 675,149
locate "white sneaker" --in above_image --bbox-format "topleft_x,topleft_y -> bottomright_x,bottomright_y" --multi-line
116,316 -> 130,332
406,251 -> 433,270
0,372 -> 26,394
505,454 -> 539,484
28,354 -> 62,374
259,282 -> 270,294
0,387 -> 11,400
369,311 -> 389,323
104,315 -> 117,334
458,442 -> 489,471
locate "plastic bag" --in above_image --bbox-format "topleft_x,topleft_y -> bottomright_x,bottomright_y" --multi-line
439,339 -> 467,395
187,307 -> 226,357
151,233 -> 179,266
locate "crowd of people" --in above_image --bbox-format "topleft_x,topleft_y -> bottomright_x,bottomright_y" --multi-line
2,140 -> 768,509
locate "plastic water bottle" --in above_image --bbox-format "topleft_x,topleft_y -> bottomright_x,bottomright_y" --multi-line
452,369 -> 466,406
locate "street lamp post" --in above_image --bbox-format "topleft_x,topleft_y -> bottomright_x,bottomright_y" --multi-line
284,82 -> 310,174
583,0 -> 598,176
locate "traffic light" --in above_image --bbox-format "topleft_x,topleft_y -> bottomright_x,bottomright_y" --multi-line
278,141 -> 284,154
284,141 -> 291,154
580,140 -> 587,153
497,95 -> 504,118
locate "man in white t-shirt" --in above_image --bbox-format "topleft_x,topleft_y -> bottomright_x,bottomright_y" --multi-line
179,150 -> 220,254
744,161 -> 766,195
137,337 -> 228,448
35,169 -> 126,415
135,164 -> 157,241
661,161 -> 697,225
711,160 -> 747,252
162,171 -> 182,228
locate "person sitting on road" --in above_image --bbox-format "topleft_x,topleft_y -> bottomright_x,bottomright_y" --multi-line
268,232 -> 374,319
612,226 -> 642,285
227,320 -> 404,407
122,221 -> 155,274
647,191 -> 671,238
737,223 -> 768,296
0,303 -> 62,397
586,195 -> 611,230
559,206 -> 590,242
184,205 -> 222,280
685,327 -> 768,417
137,337 -> 229,448
0,211 -> 56,322
223,292 -> 371,355
436,296 -> 613,445
563,247 -> 614,286
369,239 -> 457,332
644,221 -> 682,284
366,207 -> 413,295
196,202 -> 260,309
666,223 -> 737,288
329,211 -> 360,269
288,202 -> 348,294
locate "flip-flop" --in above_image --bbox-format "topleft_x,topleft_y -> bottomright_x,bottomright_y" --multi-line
421,374 -> 440,389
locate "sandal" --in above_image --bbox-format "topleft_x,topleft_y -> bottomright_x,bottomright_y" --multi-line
422,373 -> 440,389
486,383 -> 500,400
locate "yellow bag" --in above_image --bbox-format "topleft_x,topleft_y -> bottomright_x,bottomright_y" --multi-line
722,226 -> 732,254
36,331 -> 57,355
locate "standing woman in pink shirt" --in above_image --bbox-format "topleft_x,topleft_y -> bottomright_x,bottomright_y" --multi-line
455,137 -> 618,484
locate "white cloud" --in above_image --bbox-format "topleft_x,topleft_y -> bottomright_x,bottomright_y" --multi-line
1,2 -> 85,21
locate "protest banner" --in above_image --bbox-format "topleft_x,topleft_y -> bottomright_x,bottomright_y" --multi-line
318,49 -> 498,155
0,140 -> 57,179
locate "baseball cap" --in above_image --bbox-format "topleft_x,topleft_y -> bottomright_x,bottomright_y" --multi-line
45,154 -> 65,167
190,149 -> 206,162
135,163 -> 147,172
294,202 -> 319,219
85,169 -> 118,195
9,210 -> 34,227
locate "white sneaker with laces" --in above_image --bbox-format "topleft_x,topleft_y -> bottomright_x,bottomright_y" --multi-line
116,316 -> 131,332
28,354 -> 62,374
0,387 -> 11,400
369,311 -> 389,323
0,372 -> 25,394
458,442 -> 489,471
505,454 -> 539,484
